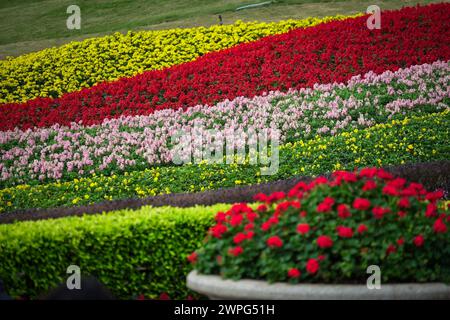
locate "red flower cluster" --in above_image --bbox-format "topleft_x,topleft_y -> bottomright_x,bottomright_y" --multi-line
196,167 -> 449,283
1,4 -> 449,131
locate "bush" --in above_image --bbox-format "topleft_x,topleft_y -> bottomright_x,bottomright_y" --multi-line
0,204 -> 231,299
192,168 -> 450,284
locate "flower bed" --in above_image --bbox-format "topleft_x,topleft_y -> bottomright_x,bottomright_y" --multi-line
1,110 -> 448,213
1,160 -> 447,225
0,15 -> 351,104
1,61 -> 448,187
190,168 -> 450,286
1,4 -> 449,131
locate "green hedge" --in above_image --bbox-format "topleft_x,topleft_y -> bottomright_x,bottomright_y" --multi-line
0,204 -> 232,299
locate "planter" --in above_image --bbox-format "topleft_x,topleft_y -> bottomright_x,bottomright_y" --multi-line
187,271 -> 450,300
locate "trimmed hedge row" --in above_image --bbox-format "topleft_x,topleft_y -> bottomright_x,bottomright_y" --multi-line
1,160 -> 448,225
0,203 -> 232,299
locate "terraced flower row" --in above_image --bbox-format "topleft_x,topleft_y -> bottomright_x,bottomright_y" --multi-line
0,16 -> 352,104
1,110 -> 448,213
1,61 -> 448,187
1,4 -> 449,131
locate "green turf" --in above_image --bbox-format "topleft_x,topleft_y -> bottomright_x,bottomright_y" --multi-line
0,0 -> 443,58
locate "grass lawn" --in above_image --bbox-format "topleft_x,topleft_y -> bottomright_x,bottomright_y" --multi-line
0,0 -> 443,58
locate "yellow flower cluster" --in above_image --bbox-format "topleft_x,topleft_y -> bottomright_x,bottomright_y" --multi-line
0,14 -> 359,104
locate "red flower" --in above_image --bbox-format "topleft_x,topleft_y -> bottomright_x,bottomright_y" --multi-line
333,171 -> 357,182
215,211 -> 226,222
246,211 -> 258,222
386,244 -> 397,255
300,211 -> 307,217
317,197 -> 335,213
357,224 -> 368,234
261,221 -> 271,231
210,224 -> 228,238
137,294 -> 145,300
316,235 -> 333,248
318,255 -> 326,261
230,214 -> 244,227
396,237 -> 405,246
187,252 -> 197,264
336,226 -> 353,238
362,180 -> 377,191
372,206 -> 390,219
287,268 -> 301,278
254,193 -> 268,202
244,223 -> 254,231
268,215 -> 279,225
397,211 -> 407,218
426,190 -> 444,202
425,203 -> 437,218
398,197 -> 410,208
337,204 -> 351,219
383,185 -> 399,196
159,293 -> 170,300
359,167 -> 378,178
413,235 -> 424,247
257,204 -> 267,212
306,258 -> 319,275
433,219 -> 448,234
353,198 -> 371,211
296,223 -> 310,235
267,192 -> 286,203
233,232 -> 247,244
228,246 -> 244,256
377,169 -> 394,180
267,236 -> 283,248
246,231 -> 255,240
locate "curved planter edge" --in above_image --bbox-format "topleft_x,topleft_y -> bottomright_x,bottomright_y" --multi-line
187,271 -> 450,300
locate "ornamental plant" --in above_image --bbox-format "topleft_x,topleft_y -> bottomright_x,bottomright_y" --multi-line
191,168 -> 450,283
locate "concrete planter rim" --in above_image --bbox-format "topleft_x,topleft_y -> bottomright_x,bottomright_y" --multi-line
187,270 -> 450,300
